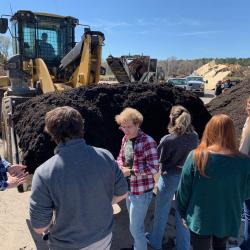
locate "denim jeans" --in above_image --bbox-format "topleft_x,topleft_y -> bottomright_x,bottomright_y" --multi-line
126,191 -> 153,250
240,199 -> 250,250
148,174 -> 190,250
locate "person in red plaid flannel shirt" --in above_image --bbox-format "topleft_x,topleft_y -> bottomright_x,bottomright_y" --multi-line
115,107 -> 159,250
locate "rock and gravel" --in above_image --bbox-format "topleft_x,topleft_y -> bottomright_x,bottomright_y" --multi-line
207,77 -> 250,141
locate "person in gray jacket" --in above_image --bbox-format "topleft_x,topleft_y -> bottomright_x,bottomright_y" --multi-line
147,105 -> 198,250
29,106 -> 128,250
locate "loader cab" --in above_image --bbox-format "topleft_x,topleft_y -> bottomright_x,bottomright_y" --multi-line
1,10 -> 105,88
9,10 -> 78,69
0,10 -> 105,171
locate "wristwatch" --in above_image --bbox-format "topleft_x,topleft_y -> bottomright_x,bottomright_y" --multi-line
42,231 -> 50,241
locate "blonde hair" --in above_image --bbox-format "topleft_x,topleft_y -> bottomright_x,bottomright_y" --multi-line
194,114 -> 238,176
115,107 -> 143,126
168,105 -> 194,135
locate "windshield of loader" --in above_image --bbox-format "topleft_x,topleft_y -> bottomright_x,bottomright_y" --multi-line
37,30 -> 57,61
21,15 -> 75,65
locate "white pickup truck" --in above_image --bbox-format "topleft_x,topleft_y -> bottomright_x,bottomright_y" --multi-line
167,76 -> 205,97
185,75 -> 205,97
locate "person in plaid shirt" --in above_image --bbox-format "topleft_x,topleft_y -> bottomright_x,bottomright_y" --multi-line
116,107 -> 159,250
0,156 -> 28,191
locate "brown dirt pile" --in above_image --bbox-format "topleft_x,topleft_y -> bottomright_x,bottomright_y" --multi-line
207,77 -> 250,140
13,83 -> 211,173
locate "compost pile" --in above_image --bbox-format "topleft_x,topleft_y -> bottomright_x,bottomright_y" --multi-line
207,77 -> 250,140
13,83 -> 211,173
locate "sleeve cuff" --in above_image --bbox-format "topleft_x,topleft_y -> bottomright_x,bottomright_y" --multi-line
2,159 -> 11,169
114,180 -> 128,196
0,181 -> 8,191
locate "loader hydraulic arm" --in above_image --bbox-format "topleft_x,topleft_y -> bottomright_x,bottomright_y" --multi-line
60,30 -> 105,87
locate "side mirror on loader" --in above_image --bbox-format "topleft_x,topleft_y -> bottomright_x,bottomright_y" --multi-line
0,18 -> 8,34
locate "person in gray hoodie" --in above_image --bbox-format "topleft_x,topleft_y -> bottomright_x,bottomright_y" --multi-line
29,106 -> 128,250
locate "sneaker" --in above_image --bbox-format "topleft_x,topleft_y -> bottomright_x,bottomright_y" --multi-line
145,232 -> 151,244
241,209 -> 245,222
241,214 -> 245,222
145,232 -> 162,250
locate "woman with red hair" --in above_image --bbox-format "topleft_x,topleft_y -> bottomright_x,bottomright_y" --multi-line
176,114 -> 250,250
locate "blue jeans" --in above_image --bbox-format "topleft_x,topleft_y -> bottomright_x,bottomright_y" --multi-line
126,191 -> 153,250
148,174 -> 190,250
240,199 -> 250,250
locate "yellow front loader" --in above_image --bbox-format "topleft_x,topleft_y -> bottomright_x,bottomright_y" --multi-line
0,10 -> 105,166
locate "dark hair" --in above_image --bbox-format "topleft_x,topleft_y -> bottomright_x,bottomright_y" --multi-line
45,106 -> 84,144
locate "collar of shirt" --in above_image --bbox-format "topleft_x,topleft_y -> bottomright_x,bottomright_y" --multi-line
124,129 -> 144,143
54,138 -> 86,154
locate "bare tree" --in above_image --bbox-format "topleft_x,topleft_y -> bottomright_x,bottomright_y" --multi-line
0,35 -> 10,59
0,35 -> 10,74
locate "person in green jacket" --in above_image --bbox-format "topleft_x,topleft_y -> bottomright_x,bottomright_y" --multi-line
176,114 -> 250,250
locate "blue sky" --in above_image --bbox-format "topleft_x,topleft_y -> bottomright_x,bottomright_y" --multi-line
1,0 -> 250,59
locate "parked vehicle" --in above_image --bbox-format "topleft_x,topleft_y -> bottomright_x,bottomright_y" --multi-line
167,75 -> 205,97
167,78 -> 187,89
185,75 -> 205,97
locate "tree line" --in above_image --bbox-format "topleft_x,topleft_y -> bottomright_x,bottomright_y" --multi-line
158,57 -> 250,79
1,33 -> 250,79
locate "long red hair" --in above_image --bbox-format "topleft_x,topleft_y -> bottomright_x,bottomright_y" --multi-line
194,114 -> 238,176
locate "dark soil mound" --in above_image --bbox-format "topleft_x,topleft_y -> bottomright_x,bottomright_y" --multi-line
13,83 -> 211,173
207,77 -> 250,140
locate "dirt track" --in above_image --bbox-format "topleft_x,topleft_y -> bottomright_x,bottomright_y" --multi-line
0,141 -> 46,250
0,187 -> 135,250
0,189 -> 45,250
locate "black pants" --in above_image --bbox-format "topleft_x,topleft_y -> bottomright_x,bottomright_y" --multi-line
190,231 -> 228,250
